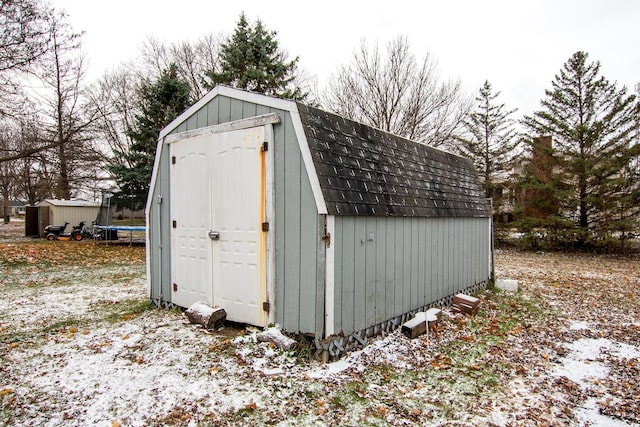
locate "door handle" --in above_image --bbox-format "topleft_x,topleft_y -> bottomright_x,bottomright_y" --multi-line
208,230 -> 220,240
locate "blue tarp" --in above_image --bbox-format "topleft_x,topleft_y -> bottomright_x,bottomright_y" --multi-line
94,225 -> 146,232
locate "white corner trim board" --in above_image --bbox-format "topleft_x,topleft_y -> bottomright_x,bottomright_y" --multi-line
324,215 -> 335,336
290,109 -> 328,215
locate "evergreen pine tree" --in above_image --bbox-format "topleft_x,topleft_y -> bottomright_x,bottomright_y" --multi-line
456,80 -> 518,208
109,64 -> 190,210
203,12 -> 306,100
522,51 -> 638,248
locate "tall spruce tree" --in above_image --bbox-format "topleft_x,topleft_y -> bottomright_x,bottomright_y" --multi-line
109,64 -> 190,210
456,80 -> 518,205
522,51 -> 638,248
203,13 -> 306,100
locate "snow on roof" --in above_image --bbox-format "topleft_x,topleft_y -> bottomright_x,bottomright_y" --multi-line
38,199 -> 100,208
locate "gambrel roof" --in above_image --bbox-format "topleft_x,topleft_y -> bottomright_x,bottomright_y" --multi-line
151,85 -> 490,219
297,103 -> 490,218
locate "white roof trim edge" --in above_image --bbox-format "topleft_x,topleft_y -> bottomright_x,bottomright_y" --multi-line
289,108 -> 328,215
147,86 -> 328,220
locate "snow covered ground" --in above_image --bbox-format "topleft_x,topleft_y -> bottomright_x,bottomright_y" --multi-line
1,229 -> 639,426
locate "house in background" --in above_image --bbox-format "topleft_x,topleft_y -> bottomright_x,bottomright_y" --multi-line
1,200 -> 26,222
9,200 -> 27,217
146,86 -> 491,358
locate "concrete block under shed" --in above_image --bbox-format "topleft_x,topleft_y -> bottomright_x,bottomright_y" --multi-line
496,279 -> 519,292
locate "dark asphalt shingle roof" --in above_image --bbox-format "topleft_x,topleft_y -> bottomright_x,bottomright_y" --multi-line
297,103 -> 490,218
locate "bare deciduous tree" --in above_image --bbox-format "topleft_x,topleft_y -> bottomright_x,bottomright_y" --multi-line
0,0 -> 51,73
29,12 -> 101,199
88,66 -> 140,168
1,120 -> 52,204
138,34 -> 223,100
0,125 -> 17,220
323,37 -> 470,148
0,0 -> 53,118
170,34 -> 223,99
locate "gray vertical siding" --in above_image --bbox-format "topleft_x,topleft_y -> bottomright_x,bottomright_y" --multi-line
148,140 -> 172,306
149,95 -> 323,335
332,216 -> 490,337
277,112 -> 322,335
150,92 -> 490,341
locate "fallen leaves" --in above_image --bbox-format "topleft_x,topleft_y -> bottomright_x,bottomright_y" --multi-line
0,240 -> 145,268
208,339 -> 231,353
430,354 -> 452,370
375,405 -> 387,417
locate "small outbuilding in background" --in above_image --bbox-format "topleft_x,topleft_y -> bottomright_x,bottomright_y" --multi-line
146,86 -> 491,358
25,199 -> 103,238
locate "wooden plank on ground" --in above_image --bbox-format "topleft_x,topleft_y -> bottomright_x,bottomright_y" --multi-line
451,293 -> 481,316
401,308 -> 442,338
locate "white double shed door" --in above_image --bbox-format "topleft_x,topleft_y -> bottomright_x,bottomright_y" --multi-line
168,121 -> 273,327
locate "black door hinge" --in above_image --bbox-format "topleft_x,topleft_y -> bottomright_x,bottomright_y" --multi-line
262,142 -> 268,152
262,222 -> 269,232
172,156 -> 176,164
322,232 -> 331,248
263,301 -> 270,312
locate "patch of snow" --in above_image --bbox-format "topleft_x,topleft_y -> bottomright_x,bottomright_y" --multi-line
306,358 -> 353,379
186,301 -> 217,317
569,320 -> 590,330
258,367 -> 285,376
554,338 -> 613,385
232,330 -> 257,345
553,337 -> 640,425
575,398 -> 635,427
3,248 -> 639,425
257,327 -> 297,350
555,358 -> 609,386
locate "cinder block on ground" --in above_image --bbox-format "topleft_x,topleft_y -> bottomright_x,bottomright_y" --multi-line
496,279 -> 519,292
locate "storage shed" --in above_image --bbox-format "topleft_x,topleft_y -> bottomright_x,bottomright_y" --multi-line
26,199 -> 101,237
146,86 -> 491,356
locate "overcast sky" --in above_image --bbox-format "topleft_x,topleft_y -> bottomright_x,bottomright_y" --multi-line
53,0 -> 640,118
